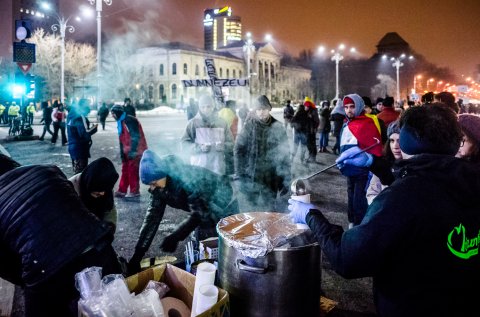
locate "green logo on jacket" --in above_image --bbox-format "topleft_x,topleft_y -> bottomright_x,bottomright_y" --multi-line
447,223 -> 480,260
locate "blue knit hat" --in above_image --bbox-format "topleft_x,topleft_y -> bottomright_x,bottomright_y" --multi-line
140,150 -> 167,184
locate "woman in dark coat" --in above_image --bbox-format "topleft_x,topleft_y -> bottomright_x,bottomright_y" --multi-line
69,157 -> 119,232
0,159 -> 121,316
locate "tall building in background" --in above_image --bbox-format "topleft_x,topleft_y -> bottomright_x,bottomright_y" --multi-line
0,0 -> 59,61
203,6 -> 242,51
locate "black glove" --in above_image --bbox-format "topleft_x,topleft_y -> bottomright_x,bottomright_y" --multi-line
127,250 -> 144,275
160,234 -> 179,253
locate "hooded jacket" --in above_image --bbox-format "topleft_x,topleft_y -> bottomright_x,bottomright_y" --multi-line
307,155 -> 480,317
118,115 -> 148,161
135,155 -> 238,253
340,94 -> 383,176
0,165 -> 111,287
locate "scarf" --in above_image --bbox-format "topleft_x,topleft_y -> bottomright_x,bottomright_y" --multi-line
116,112 -> 126,135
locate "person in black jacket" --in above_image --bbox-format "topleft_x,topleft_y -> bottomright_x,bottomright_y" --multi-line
38,101 -> 53,141
128,150 -> 239,273
288,105 -> 480,317
0,157 -> 122,317
123,97 -> 136,117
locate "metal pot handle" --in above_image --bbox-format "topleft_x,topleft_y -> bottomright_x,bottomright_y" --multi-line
236,259 -> 267,274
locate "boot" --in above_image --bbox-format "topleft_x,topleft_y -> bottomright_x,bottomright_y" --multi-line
323,147 -> 331,153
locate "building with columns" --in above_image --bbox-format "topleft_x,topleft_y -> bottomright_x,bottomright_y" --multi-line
125,41 -> 311,107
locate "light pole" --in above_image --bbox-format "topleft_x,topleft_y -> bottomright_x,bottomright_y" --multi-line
51,16 -> 75,103
88,0 -> 112,105
243,32 -> 255,105
382,53 -> 413,104
321,44 -> 356,100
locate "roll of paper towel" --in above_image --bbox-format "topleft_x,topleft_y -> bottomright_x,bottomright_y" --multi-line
161,297 -> 190,317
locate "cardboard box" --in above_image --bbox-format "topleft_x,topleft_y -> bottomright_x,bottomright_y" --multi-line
127,264 -> 229,317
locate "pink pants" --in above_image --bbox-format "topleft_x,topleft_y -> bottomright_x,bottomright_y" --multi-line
118,158 -> 140,194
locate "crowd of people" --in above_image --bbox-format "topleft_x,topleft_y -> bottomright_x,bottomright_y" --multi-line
1,90 -> 480,316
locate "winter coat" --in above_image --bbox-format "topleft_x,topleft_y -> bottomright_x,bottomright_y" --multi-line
124,104 -> 136,117
234,115 -> 291,193
307,155 -> 480,317
318,107 -> 331,133
283,104 -> 294,122
306,107 -> 320,134
291,108 -> 310,134
377,107 -> 400,127
97,105 -> 109,120
135,155 -> 238,252
0,165 -> 111,287
42,106 -> 53,124
181,112 -> 234,175
67,112 -> 95,160
118,115 -> 148,161
218,107 -> 239,140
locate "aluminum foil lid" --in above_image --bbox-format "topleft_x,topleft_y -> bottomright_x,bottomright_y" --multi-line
216,212 -> 308,258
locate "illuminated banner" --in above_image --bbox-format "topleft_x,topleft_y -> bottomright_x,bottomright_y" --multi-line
182,79 -> 248,87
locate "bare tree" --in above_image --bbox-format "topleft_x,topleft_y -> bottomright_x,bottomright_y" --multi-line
64,41 -> 96,99
28,29 -> 61,100
28,29 -> 96,101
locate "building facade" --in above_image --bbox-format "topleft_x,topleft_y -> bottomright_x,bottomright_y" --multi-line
203,6 -> 242,51
125,42 -> 311,107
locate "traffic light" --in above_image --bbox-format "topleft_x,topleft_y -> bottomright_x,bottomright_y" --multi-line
25,74 -> 35,97
15,19 -> 32,41
13,73 -> 35,98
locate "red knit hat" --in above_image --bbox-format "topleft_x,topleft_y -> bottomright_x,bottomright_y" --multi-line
303,97 -> 316,109
343,96 -> 355,106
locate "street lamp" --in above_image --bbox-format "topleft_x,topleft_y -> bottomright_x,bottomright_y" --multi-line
427,78 -> 435,91
382,53 -> 413,105
322,44 -> 356,100
87,0 -> 113,105
243,32 -> 255,105
51,15 -> 75,103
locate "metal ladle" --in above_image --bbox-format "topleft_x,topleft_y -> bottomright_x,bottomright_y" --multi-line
291,138 -> 380,196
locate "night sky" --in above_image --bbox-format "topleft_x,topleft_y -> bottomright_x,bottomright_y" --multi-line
63,0 -> 480,78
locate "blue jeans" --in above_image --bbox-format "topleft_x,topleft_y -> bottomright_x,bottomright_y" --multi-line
347,173 -> 369,225
319,132 -> 329,148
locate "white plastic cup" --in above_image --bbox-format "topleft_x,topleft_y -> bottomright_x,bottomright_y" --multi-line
291,194 -> 311,203
195,284 -> 218,315
191,262 -> 217,317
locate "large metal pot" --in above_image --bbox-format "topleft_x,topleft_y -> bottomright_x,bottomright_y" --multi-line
217,212 -> 321,317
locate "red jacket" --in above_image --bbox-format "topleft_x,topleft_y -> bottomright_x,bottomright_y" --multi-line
119,115 -> 147,161
377,107 -> 400,127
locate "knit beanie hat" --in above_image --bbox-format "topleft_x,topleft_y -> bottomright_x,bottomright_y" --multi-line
254,95 -> 272,110
343,96 -> 354,107
140,150 -> 167,185
110,105 -> 124,118
387,120 -> 401,137
458,114 -> 480,144
399,123 -> 458,155
303,97 -> 316,109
